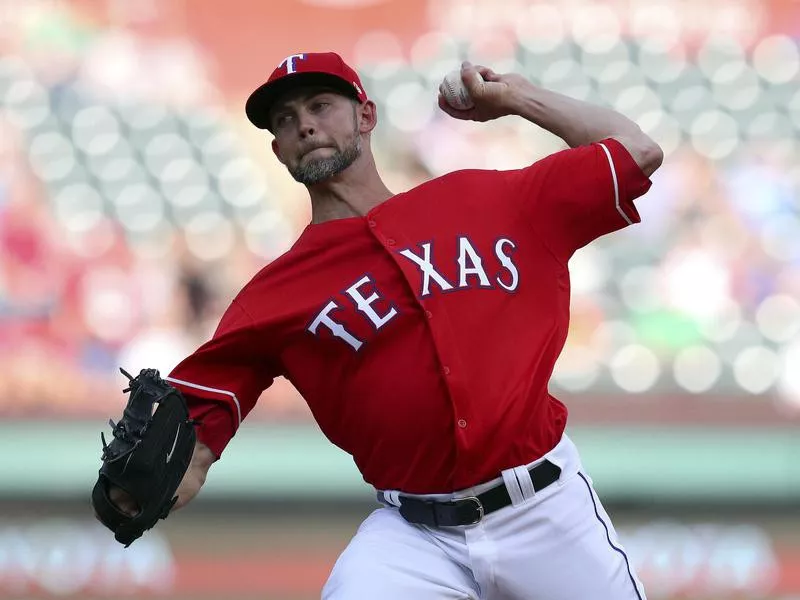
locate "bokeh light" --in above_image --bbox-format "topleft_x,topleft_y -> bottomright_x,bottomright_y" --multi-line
1,5 -> 799,598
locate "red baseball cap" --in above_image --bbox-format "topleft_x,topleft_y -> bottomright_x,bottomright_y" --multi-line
245,52 -> 368,131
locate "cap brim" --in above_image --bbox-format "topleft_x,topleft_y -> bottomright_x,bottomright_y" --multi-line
245,72 -> 361,131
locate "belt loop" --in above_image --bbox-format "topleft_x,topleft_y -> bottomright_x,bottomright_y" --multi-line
514,465 -> 536,500
500,469 -> 525,506
378,490 -> 402,507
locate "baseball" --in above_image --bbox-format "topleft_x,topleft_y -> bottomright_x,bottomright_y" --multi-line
441,69 -> 475,110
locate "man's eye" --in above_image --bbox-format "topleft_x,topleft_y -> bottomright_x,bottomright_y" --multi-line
275,114 -> 292,126
311,102 -> 329,111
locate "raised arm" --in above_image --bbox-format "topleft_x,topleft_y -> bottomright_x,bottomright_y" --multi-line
438,61 -> 664,177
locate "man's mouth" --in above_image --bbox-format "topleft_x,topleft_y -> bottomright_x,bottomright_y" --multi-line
300,146 -> 330,158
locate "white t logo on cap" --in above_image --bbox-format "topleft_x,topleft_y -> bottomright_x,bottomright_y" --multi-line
279,53 -> 306,74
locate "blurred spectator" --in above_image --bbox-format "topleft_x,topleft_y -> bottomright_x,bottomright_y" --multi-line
0,0 -> 798,420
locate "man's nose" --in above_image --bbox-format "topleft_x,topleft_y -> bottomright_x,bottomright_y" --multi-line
297,112 -> 317,138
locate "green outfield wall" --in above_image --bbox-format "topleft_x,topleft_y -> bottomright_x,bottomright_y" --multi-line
3,422 -> 798,502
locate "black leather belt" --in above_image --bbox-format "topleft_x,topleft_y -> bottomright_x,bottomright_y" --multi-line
378,460 -> 562,527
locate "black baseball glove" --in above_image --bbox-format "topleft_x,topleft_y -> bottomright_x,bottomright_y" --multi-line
92,368 -> 197,547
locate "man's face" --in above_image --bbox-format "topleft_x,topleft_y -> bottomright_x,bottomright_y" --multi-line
270,87 -> 362,185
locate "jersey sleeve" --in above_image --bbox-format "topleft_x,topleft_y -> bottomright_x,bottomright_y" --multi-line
505,137 -> 652,262
166,299 -> 277,458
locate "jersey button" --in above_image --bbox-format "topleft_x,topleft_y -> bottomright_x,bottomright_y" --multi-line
457,419 -> 467,429
443,366 -> 451,376
386,238 -> 396,246
425,310 -> 433,319
367,219 -> 377,228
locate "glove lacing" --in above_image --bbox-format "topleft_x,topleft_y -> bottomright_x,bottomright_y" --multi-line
100,368 -> 156,463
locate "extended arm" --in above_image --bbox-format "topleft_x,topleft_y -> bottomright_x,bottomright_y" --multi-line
105,440 -> 217,516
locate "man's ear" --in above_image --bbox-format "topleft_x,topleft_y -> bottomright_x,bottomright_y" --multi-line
357,100 -> 378,134
271,139 -> 286,165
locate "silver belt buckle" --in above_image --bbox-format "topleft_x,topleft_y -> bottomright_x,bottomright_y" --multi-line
459,496 -> 484,525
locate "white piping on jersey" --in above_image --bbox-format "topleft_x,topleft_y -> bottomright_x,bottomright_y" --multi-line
165,376 -> 242,427
598,142 -> 633,226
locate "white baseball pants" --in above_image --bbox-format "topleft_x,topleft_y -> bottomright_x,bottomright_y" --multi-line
322,434 -> 647,600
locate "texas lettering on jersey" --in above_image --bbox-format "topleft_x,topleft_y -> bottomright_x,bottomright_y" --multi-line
307,235 -> 520,351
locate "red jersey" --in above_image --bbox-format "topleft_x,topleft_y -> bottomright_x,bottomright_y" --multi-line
167,138 -> 651,493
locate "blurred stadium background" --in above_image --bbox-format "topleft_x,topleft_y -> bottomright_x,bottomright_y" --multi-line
0,0 -> 799,598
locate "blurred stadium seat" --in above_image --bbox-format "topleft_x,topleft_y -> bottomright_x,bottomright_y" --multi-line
1,0 -> 798,421
1,2 -> 799,599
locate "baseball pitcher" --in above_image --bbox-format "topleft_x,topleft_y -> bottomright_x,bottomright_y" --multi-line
92,52 -> 663,599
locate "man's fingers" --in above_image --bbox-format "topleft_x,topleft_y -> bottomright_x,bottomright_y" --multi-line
109,486 -> 140,517
460,63 -> 486,94
437,93 -> 459,114
437,94 -> 477,120
478,67 -> 501,82
461,61 -> 502,85
437,94 -> 463,116
437,94 -> 462,117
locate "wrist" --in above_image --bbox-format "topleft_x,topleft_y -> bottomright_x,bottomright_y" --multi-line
505,78 -> 541,117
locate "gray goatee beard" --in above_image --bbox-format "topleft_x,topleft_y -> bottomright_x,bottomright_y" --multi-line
289,135 -> 362,186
